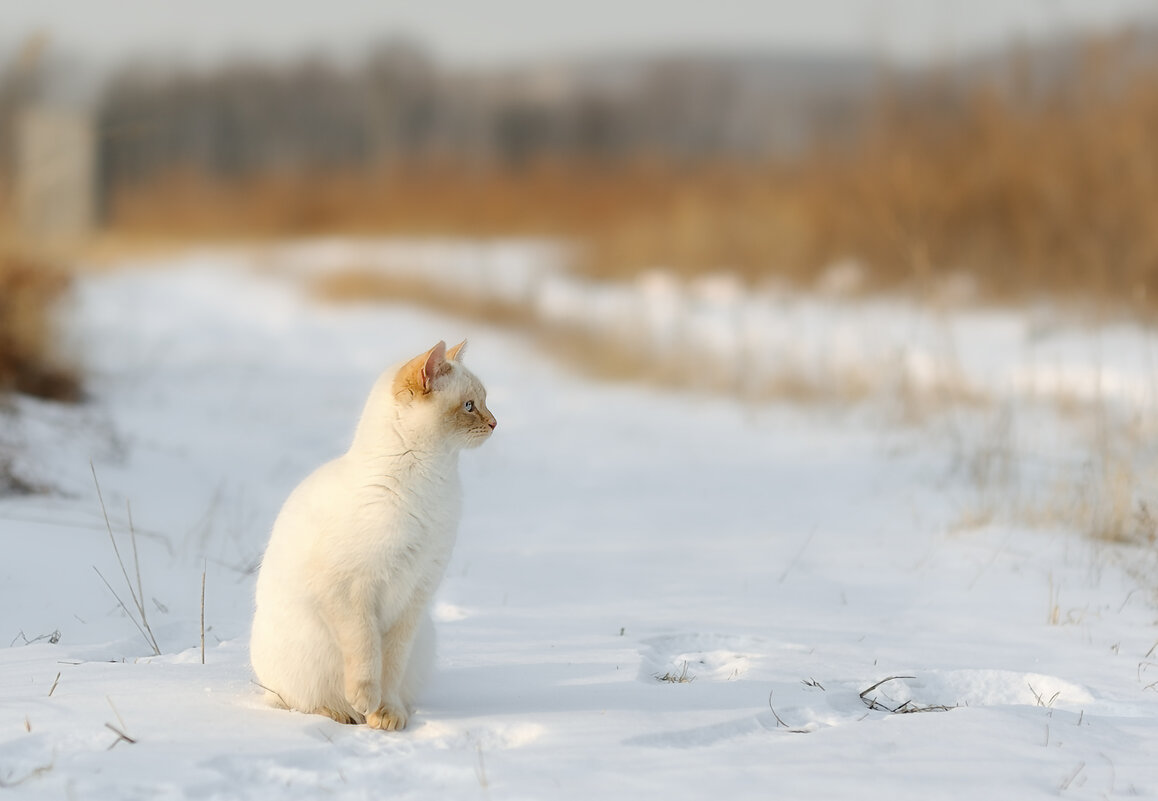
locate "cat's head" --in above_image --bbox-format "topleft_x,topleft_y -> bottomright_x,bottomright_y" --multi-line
391,340 -> 496,449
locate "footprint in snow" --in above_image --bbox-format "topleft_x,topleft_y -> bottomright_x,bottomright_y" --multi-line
638,632 -> 771,684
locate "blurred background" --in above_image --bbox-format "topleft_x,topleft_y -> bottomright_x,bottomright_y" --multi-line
2,0 -> 1158,400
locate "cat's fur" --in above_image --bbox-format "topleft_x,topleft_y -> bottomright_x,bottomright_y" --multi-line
250,340 -> 496,730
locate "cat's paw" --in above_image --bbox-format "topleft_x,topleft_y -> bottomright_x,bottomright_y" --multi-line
318,706 -> 363,726
366,697 -> 409,731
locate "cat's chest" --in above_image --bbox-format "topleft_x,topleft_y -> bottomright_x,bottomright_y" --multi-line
356,470 -> 460,549
357,483 -> 460,605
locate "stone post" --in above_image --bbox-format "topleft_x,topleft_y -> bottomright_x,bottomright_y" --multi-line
14,107 -> 96,241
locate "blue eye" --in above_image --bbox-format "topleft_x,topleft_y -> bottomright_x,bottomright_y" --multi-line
464,401 -> 475,412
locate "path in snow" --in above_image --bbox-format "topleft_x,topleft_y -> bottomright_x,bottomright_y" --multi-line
1,248 -> 1157,799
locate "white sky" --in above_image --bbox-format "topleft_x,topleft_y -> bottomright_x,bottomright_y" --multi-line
2,0 -> 1156,67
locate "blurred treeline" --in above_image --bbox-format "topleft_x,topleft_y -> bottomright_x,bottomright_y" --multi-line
3,27 -> 1158,306
94,41 -> 877,180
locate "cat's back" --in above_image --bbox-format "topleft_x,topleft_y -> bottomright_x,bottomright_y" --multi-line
265,456 -> 351,548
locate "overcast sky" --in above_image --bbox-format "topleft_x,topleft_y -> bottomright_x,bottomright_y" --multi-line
3,0 -> 1156,68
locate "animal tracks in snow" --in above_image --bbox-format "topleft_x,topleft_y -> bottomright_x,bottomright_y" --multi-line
856,670 -> 1095,714
638,633 -> 773,683
412,719 -> 546,751
631,632 -> 1099,749
200,717 -> 543,798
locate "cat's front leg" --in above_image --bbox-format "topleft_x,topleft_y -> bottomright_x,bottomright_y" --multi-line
320,590 -> 383,720
345,663 -> 382,722
368,599 -> 426,730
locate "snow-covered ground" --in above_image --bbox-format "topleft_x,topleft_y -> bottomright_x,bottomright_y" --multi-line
2,241 -> 1157,799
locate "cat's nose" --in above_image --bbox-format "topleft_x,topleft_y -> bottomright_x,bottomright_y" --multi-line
487,419 -> 497,430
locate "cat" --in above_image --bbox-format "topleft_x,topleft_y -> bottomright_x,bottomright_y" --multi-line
250,340 -> 496,730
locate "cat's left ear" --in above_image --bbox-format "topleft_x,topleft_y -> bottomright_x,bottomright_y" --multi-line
419,340 -> 450,392
446,339 -> 468,362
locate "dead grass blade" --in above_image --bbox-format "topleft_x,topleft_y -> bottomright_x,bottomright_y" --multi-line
859,675 -> 958,714
252,680 -> 289,709
104,722 -> 137,749
200,560 -> 207,665
654,661 -> 696,683
1029,683 -> 1060,712
91,463 -> 160,655
105,696 -> 136,748
766,690 -> 811,734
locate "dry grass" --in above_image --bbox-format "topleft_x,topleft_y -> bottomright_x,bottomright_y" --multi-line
104,34 -> 1158,314
0,252 -> 81,402
654,662 -> 696,684
308,260 -> 994,413
106,161 -> 687,241
859,675 -> 958,714
310,267 -> 674,391
310,269 -> 534,327
55,33 -> 1158,555
584,39 -> 1158,308
309,265 -> 885,403
91,464 -> 161,656
953,394 -> 1158,550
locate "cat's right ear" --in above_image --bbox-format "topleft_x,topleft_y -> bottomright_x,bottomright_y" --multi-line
446,339 -> 467,362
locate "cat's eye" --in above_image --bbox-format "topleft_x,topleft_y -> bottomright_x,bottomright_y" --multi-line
464,400 -> 475,412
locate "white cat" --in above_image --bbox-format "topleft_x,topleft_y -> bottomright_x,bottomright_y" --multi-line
250,340 -> 496,730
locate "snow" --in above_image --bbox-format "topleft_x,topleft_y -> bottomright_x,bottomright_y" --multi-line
2,240 -> 1158,798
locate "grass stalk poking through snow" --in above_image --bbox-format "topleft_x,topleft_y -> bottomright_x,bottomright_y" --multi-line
767,690 -> 811,734
200,560 -> 207,665
859,676 -> 959,714
91,463 -> 160,656
654,661 -> 696,683
105,697 -> 137,749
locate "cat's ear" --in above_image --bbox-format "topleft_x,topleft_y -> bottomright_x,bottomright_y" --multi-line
396,341 -> 450,398
418,340 -> 450,392
446,339 -> 468,362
